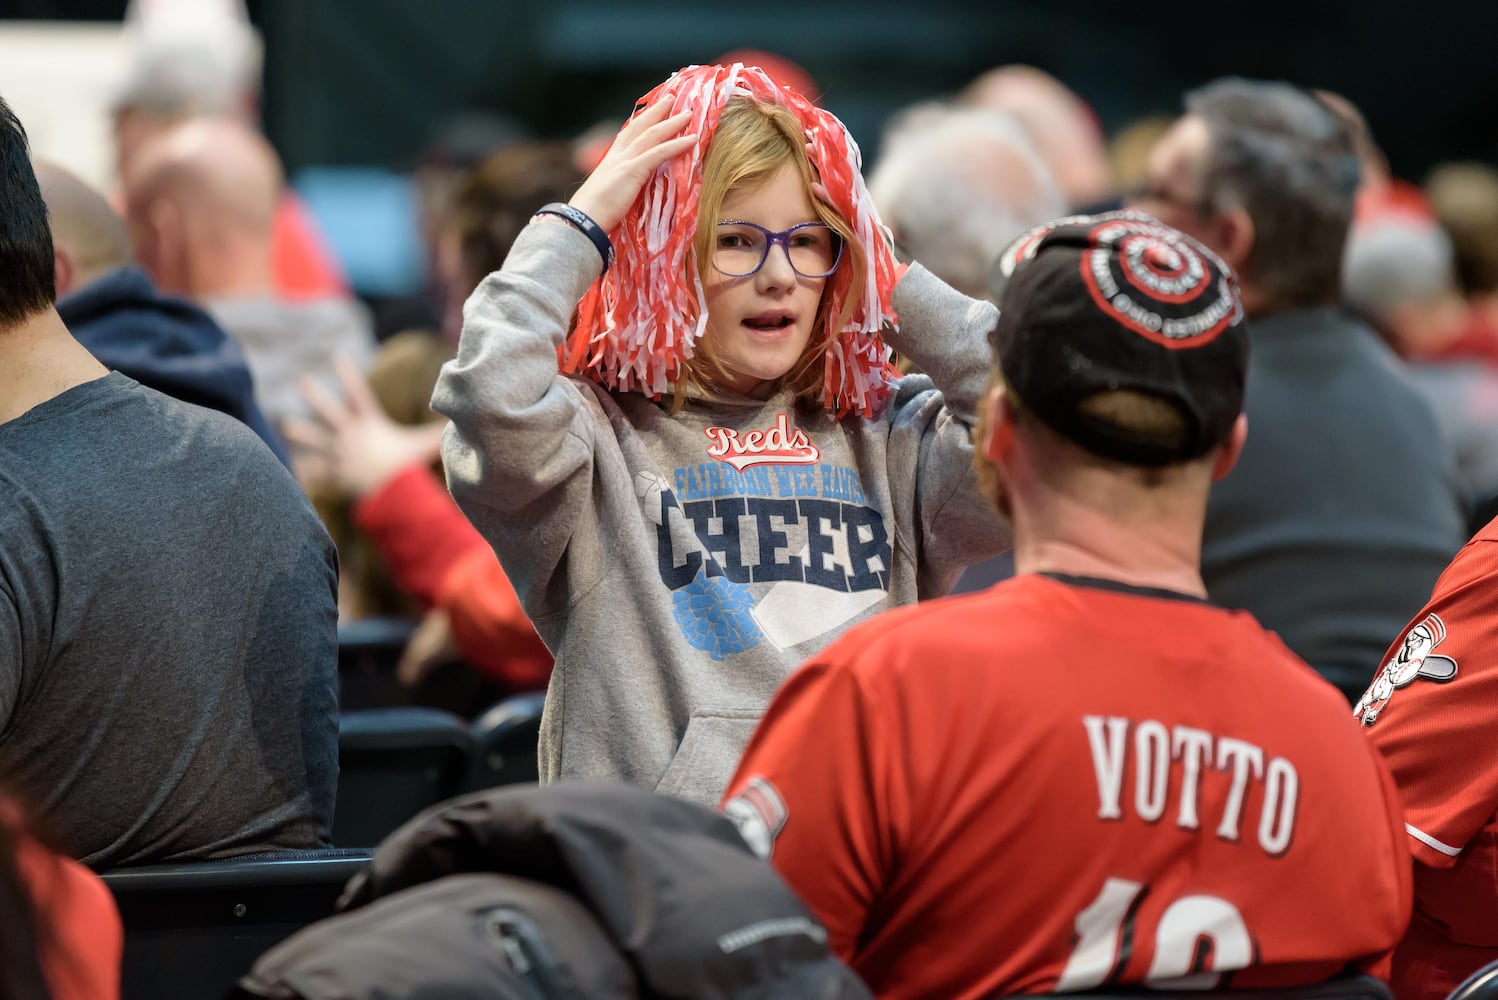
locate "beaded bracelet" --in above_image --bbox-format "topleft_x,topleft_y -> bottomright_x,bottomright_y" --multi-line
532,202 -> 615,274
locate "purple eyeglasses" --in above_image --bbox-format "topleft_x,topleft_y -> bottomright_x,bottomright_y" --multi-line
712,220 -> 846,279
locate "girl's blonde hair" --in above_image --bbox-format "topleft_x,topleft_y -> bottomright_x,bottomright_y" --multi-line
561,63 -> 900,418
672,97 -> 866,412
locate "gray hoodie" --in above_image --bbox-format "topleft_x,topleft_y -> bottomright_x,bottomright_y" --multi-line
434,222 -> 1008,805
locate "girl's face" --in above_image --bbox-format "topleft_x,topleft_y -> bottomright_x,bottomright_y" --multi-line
701,163 -> 832,397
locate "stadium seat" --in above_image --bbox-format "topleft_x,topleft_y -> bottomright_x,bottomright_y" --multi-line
335,707 -> 473,847
337,616 -> 417,670
102,849 -> 371,1000
336,616 -> 417,710
1013,976 -> 1392,1000
1450,960 -> 1498,1000
465,690 -> 546,790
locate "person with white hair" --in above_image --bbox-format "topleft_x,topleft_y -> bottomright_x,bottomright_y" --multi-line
111,0 -> 348,303
869,105 -> 1059,594
36,159 -> 288,464
868,105 -> 1066,301
112,0 -> 262,184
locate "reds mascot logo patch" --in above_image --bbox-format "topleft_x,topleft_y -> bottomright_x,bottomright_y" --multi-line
1354,613 -> 1459,726
722,776 -> 788,859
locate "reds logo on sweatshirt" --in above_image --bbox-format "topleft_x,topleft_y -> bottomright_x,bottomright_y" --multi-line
703,413 -> 820,471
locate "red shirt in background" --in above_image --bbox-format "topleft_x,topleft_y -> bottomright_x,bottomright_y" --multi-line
272,193 -> 349,302
725,573 -> 1412,1000
15,829 -> 121,1000
353,464 -> 552,691
1358,519 -> 1498,1000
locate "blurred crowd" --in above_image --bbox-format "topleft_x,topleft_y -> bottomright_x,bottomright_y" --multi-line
4,0 -> 1498,998
78,24 -> 1498,694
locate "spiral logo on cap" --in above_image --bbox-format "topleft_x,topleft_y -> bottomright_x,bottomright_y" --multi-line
997,213 -> 1099,279
1081,216 -> 1242,348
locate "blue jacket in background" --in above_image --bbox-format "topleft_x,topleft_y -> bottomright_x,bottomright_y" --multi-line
56,266 -> 291,467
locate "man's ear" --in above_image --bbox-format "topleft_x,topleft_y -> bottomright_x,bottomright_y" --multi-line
146,196 -> 186,291
982,384 -> 1016,463
1212,206 -> 1256,275
53,248 -> 74,299
1210,413 -> 1249,481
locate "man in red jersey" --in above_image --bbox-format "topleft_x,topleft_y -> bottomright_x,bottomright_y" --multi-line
1358,528 -> 1498,1000
723,212 -> 1412,1000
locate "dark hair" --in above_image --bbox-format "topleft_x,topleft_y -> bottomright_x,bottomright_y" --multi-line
449,142 -> 584,288
1186,78 -> 1359,311
0,95 -> 56,327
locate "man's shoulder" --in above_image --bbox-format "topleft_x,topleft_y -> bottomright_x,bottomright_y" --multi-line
118,379 -> 284,463
8,375 -> 288,488
825,576 -> 1333,702
1449,516 -> 1498,565
824,577 -> 1061,672
1358,527 -> 1498,727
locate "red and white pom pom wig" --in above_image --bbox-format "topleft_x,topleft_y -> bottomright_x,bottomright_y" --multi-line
560,63 -> 899,417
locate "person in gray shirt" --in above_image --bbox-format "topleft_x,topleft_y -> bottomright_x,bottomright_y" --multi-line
0,94 -> 338,869
1130,79 -> 1467,697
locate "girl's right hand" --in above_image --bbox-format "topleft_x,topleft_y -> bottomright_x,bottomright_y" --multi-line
567,101 -> 697,232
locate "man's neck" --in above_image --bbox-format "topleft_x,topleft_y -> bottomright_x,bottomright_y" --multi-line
193,238 -> 277,300
1008,482 -> 1210,599
0,308 -> 110,425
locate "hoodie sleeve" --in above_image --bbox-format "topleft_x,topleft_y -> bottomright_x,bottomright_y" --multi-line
881,264 -> 1011,594
431,222 -> 607,618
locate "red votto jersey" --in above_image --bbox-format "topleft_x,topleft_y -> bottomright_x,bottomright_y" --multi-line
1358,521 -> 1498,1000
724,573 -> 1412,1000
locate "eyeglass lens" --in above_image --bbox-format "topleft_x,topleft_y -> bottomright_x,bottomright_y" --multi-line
713,222 -> 844,278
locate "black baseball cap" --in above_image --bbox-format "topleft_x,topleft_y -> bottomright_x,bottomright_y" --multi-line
989,211 -> 1249,466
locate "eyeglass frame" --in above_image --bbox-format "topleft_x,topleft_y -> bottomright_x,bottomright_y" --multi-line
711,220 -> 846,279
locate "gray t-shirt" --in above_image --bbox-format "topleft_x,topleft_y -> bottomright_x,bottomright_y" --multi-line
0,373 -> 339,868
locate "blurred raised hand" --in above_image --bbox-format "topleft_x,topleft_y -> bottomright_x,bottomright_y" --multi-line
284,357 -> 446,500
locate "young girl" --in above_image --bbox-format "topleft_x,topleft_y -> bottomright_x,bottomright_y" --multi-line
433,64 -> 1008,805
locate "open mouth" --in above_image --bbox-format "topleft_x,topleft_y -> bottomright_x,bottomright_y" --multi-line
743,313 -> 794,331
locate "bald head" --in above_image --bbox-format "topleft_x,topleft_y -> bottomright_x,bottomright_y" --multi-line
127,116 -> 282,234
869,106 -> 1066,299
961,65 -> 1112,208
34,160 -> 134,296
123,117 -> 282,297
